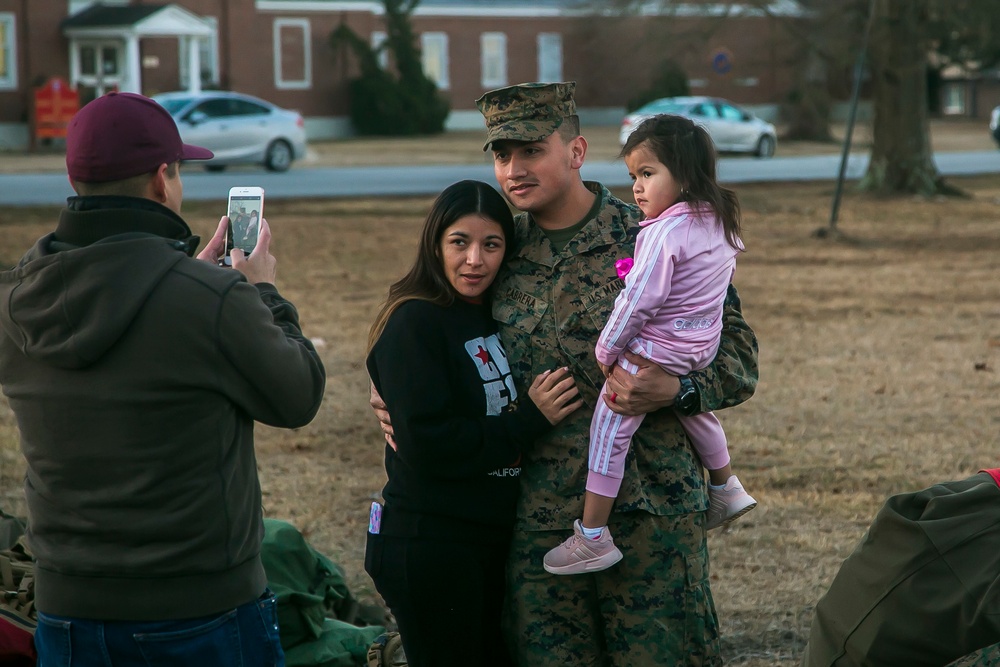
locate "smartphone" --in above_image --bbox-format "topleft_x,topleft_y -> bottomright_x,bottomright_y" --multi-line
224,186 -> 264,266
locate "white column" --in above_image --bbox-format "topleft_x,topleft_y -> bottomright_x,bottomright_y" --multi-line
68,39 -> 80,91
124,34 -> 141,93
187,37 -> 202,94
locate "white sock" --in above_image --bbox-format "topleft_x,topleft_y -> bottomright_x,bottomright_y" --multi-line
581,524 -> 604,540
709,482 -> 727,490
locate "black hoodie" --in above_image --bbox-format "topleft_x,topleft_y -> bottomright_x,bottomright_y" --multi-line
0,196 -> 326,620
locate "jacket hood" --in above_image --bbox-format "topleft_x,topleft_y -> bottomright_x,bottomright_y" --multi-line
0,197 -> 198,369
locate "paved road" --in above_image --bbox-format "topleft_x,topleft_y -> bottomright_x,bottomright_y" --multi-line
3,150 -> 1000,207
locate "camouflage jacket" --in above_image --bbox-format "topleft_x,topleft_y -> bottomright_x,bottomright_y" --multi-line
492,182 -> 759,531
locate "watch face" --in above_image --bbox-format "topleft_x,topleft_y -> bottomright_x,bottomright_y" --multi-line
676,380 -> 698,414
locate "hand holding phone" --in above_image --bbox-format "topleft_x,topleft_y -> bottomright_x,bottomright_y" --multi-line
225,186 -> 264,266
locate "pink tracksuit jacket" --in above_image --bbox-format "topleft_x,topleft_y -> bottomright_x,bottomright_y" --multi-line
587,201 -> 741,498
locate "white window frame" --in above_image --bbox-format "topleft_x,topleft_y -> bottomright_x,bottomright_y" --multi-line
421,32 -> 449,90
942,83 -> 966,115
273,18 -> 312,90
371,30 -> 389,70
0,13 -> 17,91
481,32 -> 507,89
537,32 -> 562,83
180,16 -> 220,88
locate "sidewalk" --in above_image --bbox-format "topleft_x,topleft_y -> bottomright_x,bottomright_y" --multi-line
0,119 -> 992,174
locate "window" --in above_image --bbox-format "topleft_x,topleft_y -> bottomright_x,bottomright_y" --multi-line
691,103 -> 720,119
537,33 -> 562,82
0,13 -> 17,90
421,32 -> 449,90
231,99 -> 269,116
718,104 -> 745,122
180,16 -> 219,88
942,84 -> 965,115
189,98 -> 232,120
274,18 -> 311,90
371,31 -> 389,70
481,33 -> 507,88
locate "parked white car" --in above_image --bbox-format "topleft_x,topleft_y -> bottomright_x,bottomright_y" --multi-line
619,96 -> 777,158
153,91 -> 307,172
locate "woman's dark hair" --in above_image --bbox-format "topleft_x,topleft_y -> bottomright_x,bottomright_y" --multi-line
620,114 -> 743,250
367,180 -> 515,352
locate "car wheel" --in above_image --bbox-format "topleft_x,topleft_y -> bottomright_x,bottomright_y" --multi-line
755,135 -> 776,159
265,140 -> 293,172
205,164 -> 227,173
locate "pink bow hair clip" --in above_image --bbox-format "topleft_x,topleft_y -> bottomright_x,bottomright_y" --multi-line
615,257 -> 634,280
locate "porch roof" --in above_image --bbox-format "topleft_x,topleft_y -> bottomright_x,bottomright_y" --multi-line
62,3 -> 213,38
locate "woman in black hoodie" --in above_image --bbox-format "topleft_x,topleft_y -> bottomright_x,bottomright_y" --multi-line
365,180 -> 581,667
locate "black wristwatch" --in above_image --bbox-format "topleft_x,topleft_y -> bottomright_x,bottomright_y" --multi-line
674,376 -> 700,416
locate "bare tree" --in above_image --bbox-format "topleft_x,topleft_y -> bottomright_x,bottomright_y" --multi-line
859,0 -> 947,194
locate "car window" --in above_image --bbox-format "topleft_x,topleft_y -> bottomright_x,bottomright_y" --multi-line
637,100 -> 686,115
190,99 -> 233,119
157,98 -> 194,116
691,103 -> 720,119
230,99 -> 270,116
718,104 -> 746,121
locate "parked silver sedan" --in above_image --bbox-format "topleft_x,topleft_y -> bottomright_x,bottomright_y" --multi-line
619,96 -> 777,158
153,91 -> 307,172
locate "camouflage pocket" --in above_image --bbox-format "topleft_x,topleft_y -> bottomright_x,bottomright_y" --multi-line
492,294 -> 547,337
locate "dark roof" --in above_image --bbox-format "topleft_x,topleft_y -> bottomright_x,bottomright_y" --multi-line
418,0 -> 585,5
62,3 -> 167,29
256,0 -> 585,7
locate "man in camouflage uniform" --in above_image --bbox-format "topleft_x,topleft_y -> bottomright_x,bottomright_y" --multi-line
476,82 -> 758,665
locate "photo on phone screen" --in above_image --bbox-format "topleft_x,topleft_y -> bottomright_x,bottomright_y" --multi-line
225,187 -> 264,265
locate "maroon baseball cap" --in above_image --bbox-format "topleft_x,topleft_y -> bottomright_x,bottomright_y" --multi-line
66,91 -> 214,183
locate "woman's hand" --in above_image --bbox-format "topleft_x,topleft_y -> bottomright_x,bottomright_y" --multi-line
369,381 -> 397,451
528,367 -> 584,426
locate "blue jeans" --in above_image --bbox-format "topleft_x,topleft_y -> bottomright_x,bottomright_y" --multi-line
34,590 -> 284,667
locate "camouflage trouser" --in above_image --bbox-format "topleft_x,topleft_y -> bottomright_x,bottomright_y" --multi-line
504,510 -> 721,666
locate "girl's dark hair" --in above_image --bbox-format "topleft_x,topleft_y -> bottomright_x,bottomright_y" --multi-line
620,114 -> 743,250
367,180 -> 515,352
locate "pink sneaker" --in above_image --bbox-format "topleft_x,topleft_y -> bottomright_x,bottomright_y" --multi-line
707,475 -> 757,530
543,520 -> 623,575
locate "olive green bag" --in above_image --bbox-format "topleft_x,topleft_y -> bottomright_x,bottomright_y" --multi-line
0,538 -> 35,627
0,534 -> 36,664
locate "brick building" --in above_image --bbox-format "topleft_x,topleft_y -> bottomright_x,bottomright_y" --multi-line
0,0 -> 809,149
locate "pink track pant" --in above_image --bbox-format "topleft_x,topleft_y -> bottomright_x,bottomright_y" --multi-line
586,337 -> 730,498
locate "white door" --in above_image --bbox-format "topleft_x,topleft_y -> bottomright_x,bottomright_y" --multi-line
76,41 -> 124,101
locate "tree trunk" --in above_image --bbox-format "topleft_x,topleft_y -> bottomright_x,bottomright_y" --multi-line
861,0 -> 947,195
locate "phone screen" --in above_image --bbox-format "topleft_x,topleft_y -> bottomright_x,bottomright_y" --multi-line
227,193 -> 263,257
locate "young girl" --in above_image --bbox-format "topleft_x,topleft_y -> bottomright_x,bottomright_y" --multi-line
543,114 -> 757,575
365,180 -> 582,663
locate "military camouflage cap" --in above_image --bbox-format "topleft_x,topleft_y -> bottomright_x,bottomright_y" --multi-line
476,82 -> 577,151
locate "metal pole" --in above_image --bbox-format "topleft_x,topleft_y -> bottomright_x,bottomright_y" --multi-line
828,0 -> 877,232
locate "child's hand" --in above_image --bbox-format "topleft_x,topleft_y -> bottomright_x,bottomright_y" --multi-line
528,367 -> 584,426
598,362 -> 613,378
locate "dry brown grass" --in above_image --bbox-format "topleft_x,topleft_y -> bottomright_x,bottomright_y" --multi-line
2,172 -> 1000,664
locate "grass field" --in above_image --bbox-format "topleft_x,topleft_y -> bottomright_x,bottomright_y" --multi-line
2,168 -> 1000,664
